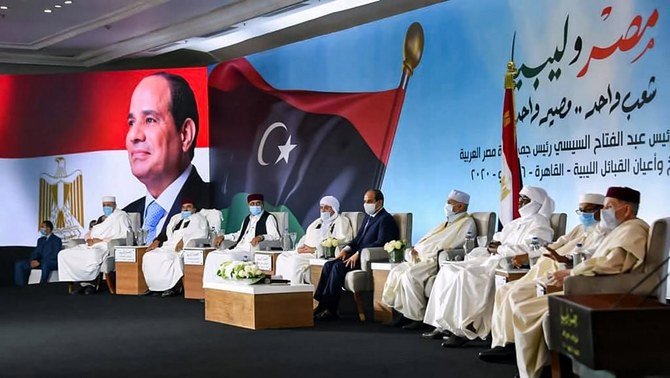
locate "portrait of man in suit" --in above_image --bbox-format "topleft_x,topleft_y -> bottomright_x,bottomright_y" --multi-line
123,72 -> 210,241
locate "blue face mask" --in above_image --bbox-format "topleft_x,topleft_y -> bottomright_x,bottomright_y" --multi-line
39,227 -> 47,236
578,211 -> 598,228
320,211 -> 332,222
249,205 -> 263,216
103,206 -> 114,217
181,210 -> 192,219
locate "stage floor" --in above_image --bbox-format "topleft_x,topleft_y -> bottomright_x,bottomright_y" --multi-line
0,283 -> 518,377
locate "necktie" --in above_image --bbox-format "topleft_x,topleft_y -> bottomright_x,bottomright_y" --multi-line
143,200 -> 166,243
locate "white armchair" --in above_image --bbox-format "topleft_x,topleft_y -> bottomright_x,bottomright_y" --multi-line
344,212 -> 413,321
258,211 -> 288,250
185,209 -> 223,248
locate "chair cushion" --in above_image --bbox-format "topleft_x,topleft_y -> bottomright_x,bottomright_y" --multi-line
344,270 -> 371,292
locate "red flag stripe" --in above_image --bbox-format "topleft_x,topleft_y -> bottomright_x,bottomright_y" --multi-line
0,67 -> 209,158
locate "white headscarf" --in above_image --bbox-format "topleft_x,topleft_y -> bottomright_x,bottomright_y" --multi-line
519,186 -> 555,219
319,196 -> 340,238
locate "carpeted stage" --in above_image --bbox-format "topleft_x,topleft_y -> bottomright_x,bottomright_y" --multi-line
0,283 -> 518,377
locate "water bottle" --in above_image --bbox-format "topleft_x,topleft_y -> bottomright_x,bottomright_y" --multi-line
282,224 -> 291,251
463,231 -> 475,254
126,226 -> 135,246
528,236 -> 541,267
209,227 -> 217,247
571,242 -> 586,267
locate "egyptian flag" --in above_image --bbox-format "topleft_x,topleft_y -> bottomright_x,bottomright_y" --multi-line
500,61 -> 522,226
208,58 -> 406,230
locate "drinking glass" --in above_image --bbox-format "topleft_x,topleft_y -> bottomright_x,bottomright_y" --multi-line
476,236 -> 488,248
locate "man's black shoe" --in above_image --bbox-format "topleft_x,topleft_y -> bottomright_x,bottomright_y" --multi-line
441,335 -> 468,348
83,286 -> 97,295
161,289 -> 178,297
402,321 -> 425,331
421,328 -> 446,339
70,284 -> 85,295
315,309 -> 339,321
478,344 -> 516,363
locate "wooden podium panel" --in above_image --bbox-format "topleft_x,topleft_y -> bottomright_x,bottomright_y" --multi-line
204,283 -> 314,330
494,268 -> 529,289
309,259 -> 327,309
182,248 -> 214,300
371,262 -> 399,323
115,246 -> 148,295
548,294 -> 670,374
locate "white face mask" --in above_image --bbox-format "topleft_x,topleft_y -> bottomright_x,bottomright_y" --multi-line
320,211 -> 332,222
444,203 -> 456,218
600,207 -> 621,229
518,201 -> 541,217
363,202 -> 377,216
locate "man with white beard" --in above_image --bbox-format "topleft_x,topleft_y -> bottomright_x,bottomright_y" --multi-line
382,189 -> 476,330
275,196 -> 353,284
423,186 -> 554,347
479,193 -> 608,362
142,198 -> 208,297
59,196 -> 131,294
508,187 -> 648,378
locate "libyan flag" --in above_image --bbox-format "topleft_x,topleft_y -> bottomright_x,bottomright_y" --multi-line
209,58 -> 407,231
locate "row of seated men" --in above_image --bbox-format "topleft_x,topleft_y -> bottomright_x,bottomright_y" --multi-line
17,186 -> 648,378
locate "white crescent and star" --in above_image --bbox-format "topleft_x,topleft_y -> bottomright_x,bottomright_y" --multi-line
257,122 -> 297,166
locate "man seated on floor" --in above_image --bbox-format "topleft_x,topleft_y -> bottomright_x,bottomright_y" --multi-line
479,193 -> 609,363
423,186 -> 554,347
203,193 -> 280,283
142,198 -> 209,297
313,189 -> 399,321
14,220 -> 63,286
382,189 -> 476,330
59,196 -> 131,294
507,186 -> 649,378
275,195 -> 353,284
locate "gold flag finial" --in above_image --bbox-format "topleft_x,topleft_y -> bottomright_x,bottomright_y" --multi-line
403,22 -> 424,77
505,61 -> 517,89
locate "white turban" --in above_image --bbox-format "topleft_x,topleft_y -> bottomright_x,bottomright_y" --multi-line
320,196 -> 340,214
520,186 -> 555,219
448,189 -> 470,204
579,193 -> 605,205
102,196 -> 116,203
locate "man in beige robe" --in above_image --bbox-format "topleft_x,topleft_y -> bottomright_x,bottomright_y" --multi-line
424,186 -> 555,347
59,196 -> 131,294
480,193 -> 609,362
382,190 -> 476,330
511,186 -> 649,378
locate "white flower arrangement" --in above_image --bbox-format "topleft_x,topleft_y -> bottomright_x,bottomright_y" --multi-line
216,261 -> 264,281
384,239 -> 407,253
321,237 -> 339,248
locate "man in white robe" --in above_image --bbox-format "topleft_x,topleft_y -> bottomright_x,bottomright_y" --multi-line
275,196 -> 353,284
510,186 -> 648,378
423,186 -> 554,347
58,196 -> 131,294
382,189 -> 476,330
142,198 -> 208,297
480,193 -> 609,362
203,193 -> 280,284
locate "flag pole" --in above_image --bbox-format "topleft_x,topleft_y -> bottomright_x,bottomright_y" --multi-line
374,22 -> 424,188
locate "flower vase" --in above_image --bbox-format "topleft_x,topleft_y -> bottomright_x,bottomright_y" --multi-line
323,246 -> 336,259
389,248 -> 404,263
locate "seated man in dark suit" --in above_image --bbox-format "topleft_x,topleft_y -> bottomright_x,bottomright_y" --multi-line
313,189 -> 399,320
14,220 -> 62,286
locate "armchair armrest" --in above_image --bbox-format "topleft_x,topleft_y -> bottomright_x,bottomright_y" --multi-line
258,239 -> 282,251
360,247 -> 389,272
437,248 -> 466,265
564,273 -> 657,296
186,238 -> 210,248
66,238 -> 86,248
107,238 -> 126,256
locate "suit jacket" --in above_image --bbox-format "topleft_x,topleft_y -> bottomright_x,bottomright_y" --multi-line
30,234 -> 63,266
123,166 -> 211,237
347,208 -> 399,254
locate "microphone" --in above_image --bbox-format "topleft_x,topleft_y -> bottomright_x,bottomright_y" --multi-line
610,254 -> 670,309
